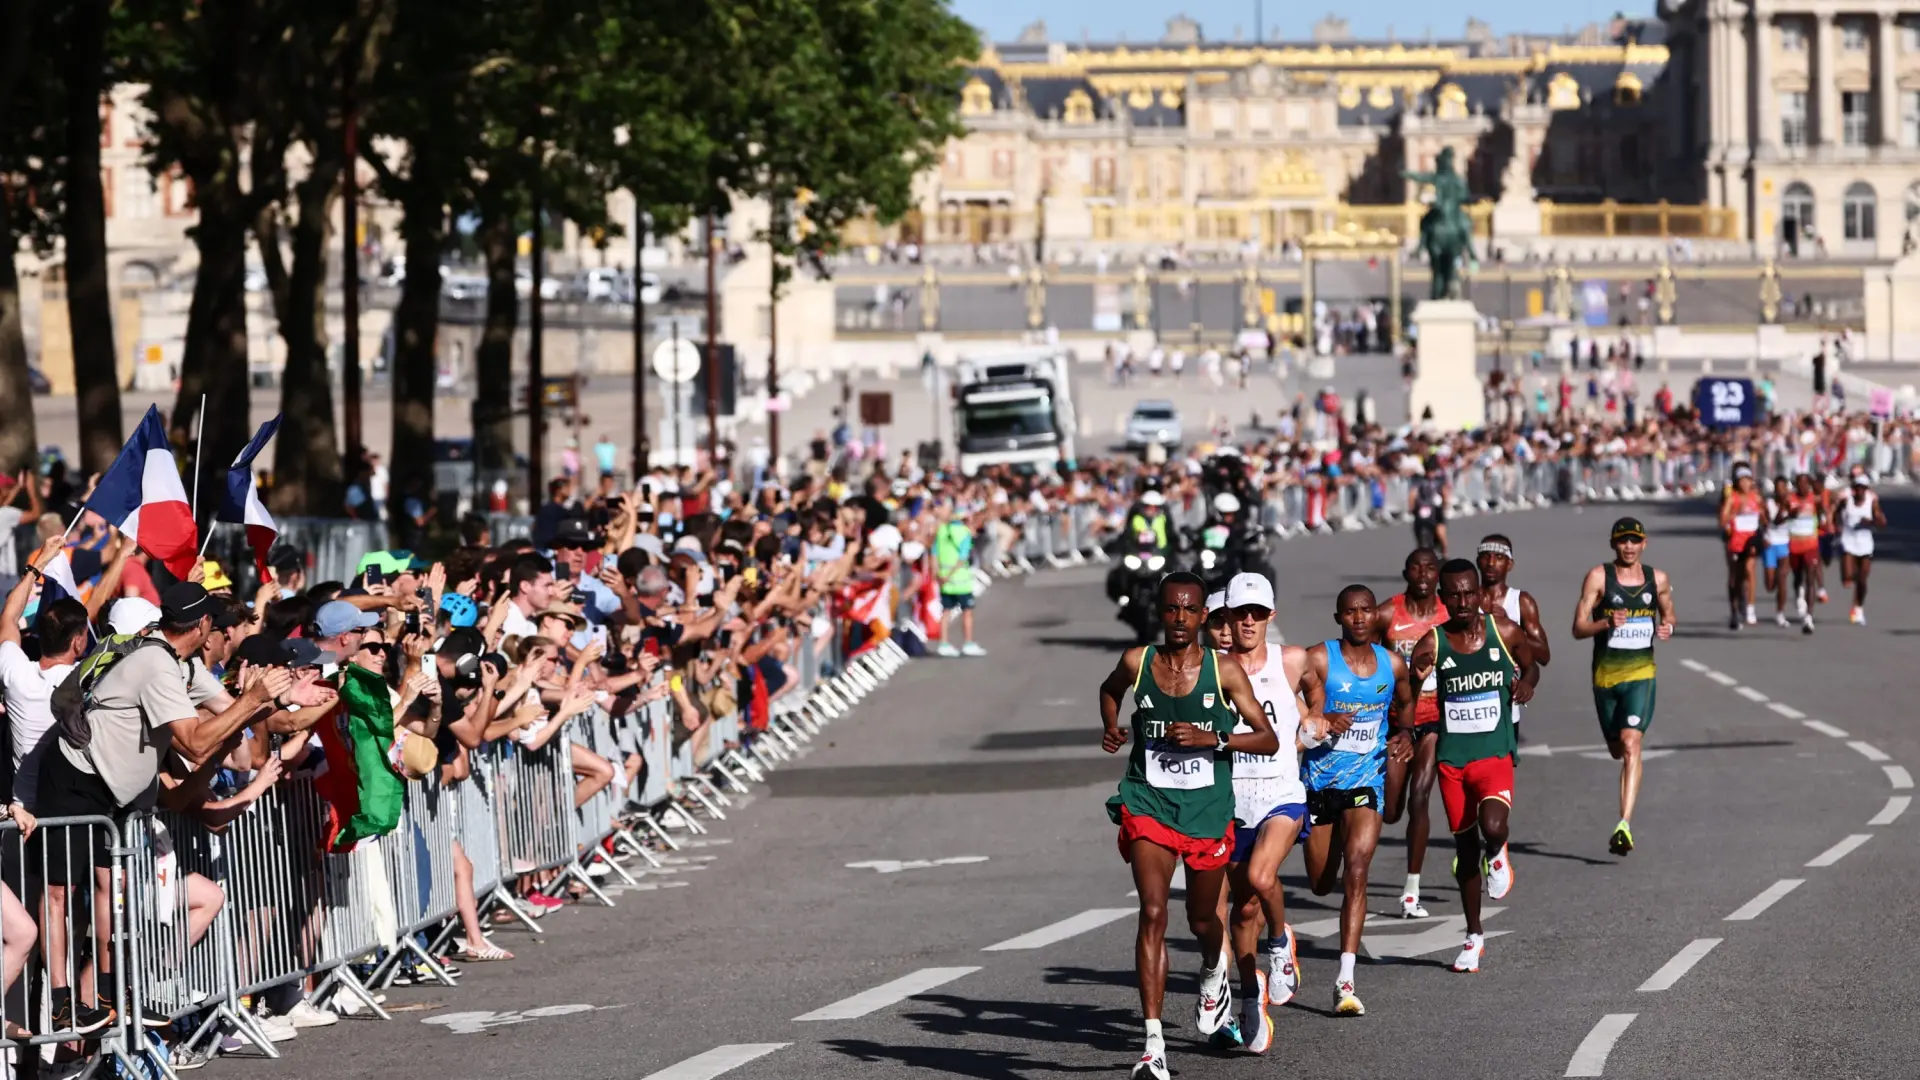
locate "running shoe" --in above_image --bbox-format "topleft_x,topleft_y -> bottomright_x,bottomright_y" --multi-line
960,641 -> 987,657
48,993 -> 115,1036
1267,926 -> 1298,1007
1849,607 -> 1865,625
1334,980 -> 1365,1016
1745,604 -> 1757,625
936,642 -> 960,658
1802,615 -> 1815,635
1244,973 -> 1275,1054
1131,1050 -> 1170,1080
1193,966 -> 1233,1035
1727,613 -> 1740,631
1609,821 -> 1635,856
1451,937 -> 1484,973
1483,844 -> 1514,899
1400,893 -> 1429,918
1775,612 -> 1790,628
1208,1016 -> 1244,1050
1817,587 -> 1829,604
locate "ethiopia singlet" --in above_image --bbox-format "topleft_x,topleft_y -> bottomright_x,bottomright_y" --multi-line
1384,595 -> 1448,726
1591,563 -> 1658,689
1303,640 -> 1395,793
1107,646 -> 1238,840
1232,648 -> 1306,824
1434,613 -> 1519,767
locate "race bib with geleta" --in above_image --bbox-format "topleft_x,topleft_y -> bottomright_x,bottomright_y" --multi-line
1147,742 -> 1214,790
1610,617 -> 1655,650
1332,717 -> 1381,755
1443,690 -> 1503,734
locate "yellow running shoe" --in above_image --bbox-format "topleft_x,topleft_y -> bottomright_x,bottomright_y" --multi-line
1335,980 -> 1365,1016
1609,821 -> 1634,856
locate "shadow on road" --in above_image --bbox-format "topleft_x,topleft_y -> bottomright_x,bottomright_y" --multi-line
824,1038 -> 1120,1079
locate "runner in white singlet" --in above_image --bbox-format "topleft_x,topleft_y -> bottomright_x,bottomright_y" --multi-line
1837,472 -> 1885,625
1476,534 -> 1552,741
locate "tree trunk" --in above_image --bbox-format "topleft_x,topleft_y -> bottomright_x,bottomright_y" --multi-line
0,194 -> 36,476
270,174 -> 343,515
179,189 -> 251,531
62,0 -> 123,476
387,191 -> 443,535
473,212 -> 518,482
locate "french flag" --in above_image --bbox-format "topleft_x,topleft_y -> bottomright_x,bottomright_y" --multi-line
218,416 -> 280,579
85,406 -> 200,579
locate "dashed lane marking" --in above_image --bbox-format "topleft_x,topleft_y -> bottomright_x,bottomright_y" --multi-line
1734,686 -> 1769,703
983,909 -> 1136,951
846,856 -> 990,874
1678,659 -> 1709,673
637,1043 -> 790,1080
1885,765 -> 1914,790
1705,671 -> 1739,687
1848,741 -> 1892,762
1766,702 -> 1806,719
1565,1014 -> 1638,1077
1636,938 -> 1722,992
792,967 -> 981,1021
1806,834 -> 1874,867
1869,796 -> 1910,825
1803,720 -> 1850,739
1724,879 -> 1803,921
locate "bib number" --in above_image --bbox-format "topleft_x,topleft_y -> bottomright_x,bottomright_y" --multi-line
1442,690 -> 1503,734
1332,718 -> 1381,755
1147,742 -> 1215,790
1733,512 -> 1760,532
1610,617 -> 1654,650
1789,516 -> 1817,538
1416,505 -> 1434,520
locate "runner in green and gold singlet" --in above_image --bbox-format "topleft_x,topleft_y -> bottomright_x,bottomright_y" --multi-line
1572,517 -> 1675,857
1099,573 -> 1277,1080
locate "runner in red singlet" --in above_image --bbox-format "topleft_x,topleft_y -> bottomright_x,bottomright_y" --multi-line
1374,548 -> 1448,918
1785,474 -> 1824,634
1717,465 -> 1765,630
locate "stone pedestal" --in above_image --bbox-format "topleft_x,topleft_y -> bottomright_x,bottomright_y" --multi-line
1410,300 -> 1485,430
1863,253 -> 1920,362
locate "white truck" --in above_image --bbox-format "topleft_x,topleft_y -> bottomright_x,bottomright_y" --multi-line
952,348 -> 1078,476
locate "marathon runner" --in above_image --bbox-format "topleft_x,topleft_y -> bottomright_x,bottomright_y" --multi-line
1762,476 -> 1794,627
1837,471 -> 1885,625
1206,589 -> 1233,651
1785,474 -> 1824,633
1100,572 -> 1280,1080
1299,585 -> 1415,1016
1409,560 -> 1537,973
1215,573 -> 1323,1053
1410,460 -> 1450,556
1571,517 -> 1675,856
1475,534 -> 1551,744
1376,548 -> 1447,918
1718,465 -> 1765,629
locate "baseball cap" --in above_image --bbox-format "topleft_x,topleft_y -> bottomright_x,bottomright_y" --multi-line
1850,471 -> 1872,487
1609,516 -> 1647,542
107,597 -> 163,636
630,533 -> 665,560
1224,572 -> 1275,612
201,560 -> 234,590
551,517 -> 600,548
867,524 -> 903,555
1205,590 -> 1227,613
313,599 -> 381,639
160,582 -> 233,628
1141,490 -> 1167,507
234,635 -> 336,670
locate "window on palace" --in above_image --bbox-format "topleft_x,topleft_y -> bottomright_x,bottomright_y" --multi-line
1841,17 -> 1869,51
1779,19 -> 1806,52
1782,182 -> 1815,240
1843,181 -> 1876,240
1781,91 -> 1808,147
1842,92 -> 1870,147
1904,18 -> 1920,52
1906,182 -> 1920,229
1903,91 -> 1920,147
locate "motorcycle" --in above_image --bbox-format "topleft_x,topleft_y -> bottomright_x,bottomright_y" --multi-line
1112,529 -> 1170,643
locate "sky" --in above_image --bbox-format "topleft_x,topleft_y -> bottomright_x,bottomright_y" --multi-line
950,0 -> 1645,44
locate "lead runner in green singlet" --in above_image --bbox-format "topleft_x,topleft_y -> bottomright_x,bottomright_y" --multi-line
1100,572 -> 1277,1080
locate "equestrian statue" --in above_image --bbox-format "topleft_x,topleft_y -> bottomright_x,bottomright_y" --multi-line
1402,147 -> 1476,301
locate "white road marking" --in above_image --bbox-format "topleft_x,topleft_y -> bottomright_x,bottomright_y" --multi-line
1705,671 -> 1739,687
1565,1014 -> 1638,1077
1678,659 -> 1709,673
1885,765 -> 1914,790
1847,741 -> 1891,762
1803,720 -> 1850,739
1869,796 -> 1910,825
1806,834 -> 1873,867
1581,748 -> 1673,761
1725,879 -> 1803,921
792,967 -> 981,1021
1365,914 -> 1509,962
637,1043 -> 790,1080
1766,702 -> 1806,719
983,908 -> 1135,951
1636,938 -> 1722,992
423,1004 -> 607,1034
846,856 -> 990,874
1734,686 -> 1769,702
1516,743 -> 1610,758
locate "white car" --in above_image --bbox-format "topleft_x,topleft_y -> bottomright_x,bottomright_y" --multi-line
1124,401 -> 1183,449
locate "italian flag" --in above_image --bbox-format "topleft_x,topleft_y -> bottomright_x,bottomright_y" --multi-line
314,663 -> 406,852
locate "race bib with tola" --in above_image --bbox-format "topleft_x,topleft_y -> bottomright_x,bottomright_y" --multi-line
1147,742 -> 1215,790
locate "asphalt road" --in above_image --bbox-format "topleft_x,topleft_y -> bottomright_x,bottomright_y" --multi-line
231,490 -> 1920,1080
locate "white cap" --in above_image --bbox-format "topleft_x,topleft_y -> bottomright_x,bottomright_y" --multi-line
1212,491 -> 1242,514
107,597 -> 163,636
672,534 -> 704,554
1224,572 -> 1275,612
1141,490 -> 1167,507
1205,591 -> 1227,613
867,523 -> 903,554
900,540 -> 926,562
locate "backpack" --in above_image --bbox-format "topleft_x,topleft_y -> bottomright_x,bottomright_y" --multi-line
50,634 -> 176,752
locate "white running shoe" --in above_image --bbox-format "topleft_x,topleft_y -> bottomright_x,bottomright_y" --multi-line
960,641 -> 987,657
1400,894 -> 1429,918
1745,604 -> 1757,625
1130,1050 -> 1170,1080
1849,607 -> 1865,625
1193,966 -> 1233,1035
1267,928 -> 1298,1007
1775,611 -> 1790,628
1451,937 -> 1484,973
1802,615 -> 1816,635
283,1000 -> 338,1028
1245,973 -> 1275,1054
1484,844 -> 1514,899
936,642 -> 960,658
1334,980 -> 1365,1016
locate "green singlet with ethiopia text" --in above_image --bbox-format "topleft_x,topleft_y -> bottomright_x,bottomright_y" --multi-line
1105,646 -> 1237,840
1433,614 -> 1519,768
